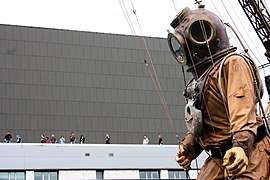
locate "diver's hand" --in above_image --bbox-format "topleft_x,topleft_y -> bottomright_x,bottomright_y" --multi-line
175,144 -> 193,171
223,147 -> 248,178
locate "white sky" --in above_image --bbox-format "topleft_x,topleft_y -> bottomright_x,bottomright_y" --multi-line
0,0 -> 270,105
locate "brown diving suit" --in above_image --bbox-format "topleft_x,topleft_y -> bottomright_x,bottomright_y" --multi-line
194,54 -> 270,179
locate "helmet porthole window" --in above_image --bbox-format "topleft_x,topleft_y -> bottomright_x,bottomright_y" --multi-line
189,20 -> 215,46
167,32 -> 187,65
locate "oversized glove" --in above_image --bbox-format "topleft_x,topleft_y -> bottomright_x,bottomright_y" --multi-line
175,144 -> 193,171
223,147 -> 248,178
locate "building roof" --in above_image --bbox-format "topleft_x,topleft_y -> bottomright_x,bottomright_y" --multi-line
0,143 -> 206,170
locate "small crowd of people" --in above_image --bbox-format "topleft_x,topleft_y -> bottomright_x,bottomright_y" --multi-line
3,131 -> 22,143
3,130 -> 164,145
3,131 -> 110,144
40,132 -> 86,144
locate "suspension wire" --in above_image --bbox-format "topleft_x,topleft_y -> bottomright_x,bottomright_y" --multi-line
128,0 -> 178,140
117,0 -> 136,35
181,66 -> 187,89
224,23 -> 252,57
118,1 -> 177,138
199,20 -> 215,65
144,59 -> 177,138
209,0 -> 244,52
171,0 -> 178,13
220,0 -> 266,66
263,0 -> 270,11
225,0 -> 267,65
130,0 -> 136,13
117,0 -> 174,133
122,0 -> 137,34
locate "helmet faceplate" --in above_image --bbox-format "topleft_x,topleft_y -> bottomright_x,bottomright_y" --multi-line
168,5 -> 234,73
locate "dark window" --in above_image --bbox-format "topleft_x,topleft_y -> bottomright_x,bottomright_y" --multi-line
34,171 -> 58,180
139,170 -> 159,179
168,170 -> 188,179
96,170 -> 103,179
0,172 -> 25,180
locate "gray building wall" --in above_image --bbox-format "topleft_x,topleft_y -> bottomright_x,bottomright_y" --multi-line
0,24 -> 188,144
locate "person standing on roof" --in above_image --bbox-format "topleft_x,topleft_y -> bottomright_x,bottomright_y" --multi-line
105,133 -> 110,144
4,131 -> 12,143
157,134 -> 163,145
142,135 -> 149,145
16,134 -> 22,143
69,132 -> 76,144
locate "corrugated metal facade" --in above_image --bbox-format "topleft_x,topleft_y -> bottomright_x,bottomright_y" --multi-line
0,24 -> 188,144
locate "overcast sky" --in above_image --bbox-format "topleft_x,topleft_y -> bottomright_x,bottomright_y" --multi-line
0,0 -> 270,104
